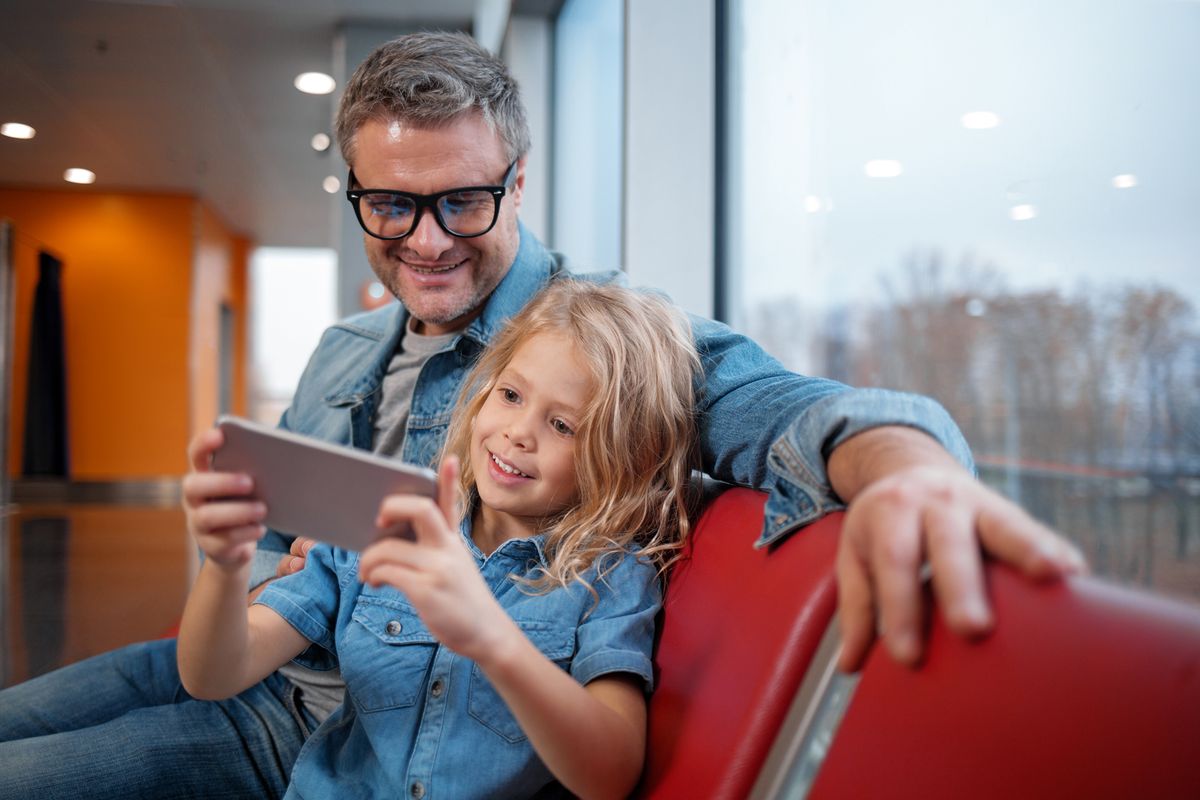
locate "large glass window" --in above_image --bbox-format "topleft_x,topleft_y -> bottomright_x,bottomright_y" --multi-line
726,0 -> 1200,601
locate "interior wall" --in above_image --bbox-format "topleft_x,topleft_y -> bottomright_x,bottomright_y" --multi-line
0,186 -> 248,480
190,203 -> 249,440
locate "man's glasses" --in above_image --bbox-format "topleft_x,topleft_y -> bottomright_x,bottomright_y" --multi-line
345,160 -> 518,240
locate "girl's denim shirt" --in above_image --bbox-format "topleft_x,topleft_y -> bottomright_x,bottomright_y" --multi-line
250,222 -> 971,586
255,526 -> 660,799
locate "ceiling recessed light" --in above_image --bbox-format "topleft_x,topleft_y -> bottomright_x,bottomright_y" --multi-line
2,122 -> 36,139
864,159 -> 903,178
1009,204 -> 1037,221
294,72 -> 336,95
322,175 -> 341,194
961,111 -> 1001,130
311,132 -> 331,152
64,168 -> 96,184
803,195 -> 822,213
1112,174 -> 1138,189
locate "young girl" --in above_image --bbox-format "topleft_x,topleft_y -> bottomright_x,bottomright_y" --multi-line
177,279 -> 700,800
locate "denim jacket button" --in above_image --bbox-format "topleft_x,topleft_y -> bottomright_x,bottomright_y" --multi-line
385,620 -> 403,636
410,781 -> 425,799
430,678 -> 445,697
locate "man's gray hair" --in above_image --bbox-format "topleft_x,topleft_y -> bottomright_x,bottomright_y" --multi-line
335,30 -> 531,166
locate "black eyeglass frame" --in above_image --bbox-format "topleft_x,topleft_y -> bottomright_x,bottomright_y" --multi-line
344,160 -> 519,241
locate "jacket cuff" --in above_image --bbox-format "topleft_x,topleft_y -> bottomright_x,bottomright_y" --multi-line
756,388 -> 974,548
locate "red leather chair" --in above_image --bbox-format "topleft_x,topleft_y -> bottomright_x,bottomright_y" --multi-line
638,485 -> 1200,800
809,565 -> 1200,799
636,487 -> 842,798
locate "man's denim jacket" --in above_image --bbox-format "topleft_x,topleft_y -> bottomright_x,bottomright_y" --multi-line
252,223 -> 972,586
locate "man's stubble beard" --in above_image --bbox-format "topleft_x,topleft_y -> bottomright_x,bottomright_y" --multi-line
365,226 -> 518,330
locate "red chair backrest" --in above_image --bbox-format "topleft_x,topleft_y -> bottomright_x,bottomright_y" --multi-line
810,565 -> 1200,799
636,487 -> 843,799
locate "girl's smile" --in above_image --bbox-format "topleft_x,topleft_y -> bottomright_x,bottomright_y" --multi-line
487,450 -> 533,480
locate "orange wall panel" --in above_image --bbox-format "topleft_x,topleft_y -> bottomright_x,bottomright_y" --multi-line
2,187 -> 204,478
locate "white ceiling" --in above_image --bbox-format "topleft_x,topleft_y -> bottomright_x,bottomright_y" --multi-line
0,0 -> 482,247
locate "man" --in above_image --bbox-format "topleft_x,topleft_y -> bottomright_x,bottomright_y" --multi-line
0,31 -> 1083,799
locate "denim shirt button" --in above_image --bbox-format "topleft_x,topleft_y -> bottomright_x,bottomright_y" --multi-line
430,678 -> 445,697
410,781 -> 425,799
385,620 -> 403,636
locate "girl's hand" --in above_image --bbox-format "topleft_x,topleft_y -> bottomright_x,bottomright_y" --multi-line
181,428 -> 267,570
359,456 -> 517,662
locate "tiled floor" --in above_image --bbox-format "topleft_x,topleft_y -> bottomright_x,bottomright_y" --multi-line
1,503 -> 195,688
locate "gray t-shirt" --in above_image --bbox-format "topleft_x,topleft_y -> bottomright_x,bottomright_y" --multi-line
280,322 -> 456,723
372,326 -> 457,460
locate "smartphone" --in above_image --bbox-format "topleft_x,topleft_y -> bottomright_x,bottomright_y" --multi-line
211,415 -> 438,550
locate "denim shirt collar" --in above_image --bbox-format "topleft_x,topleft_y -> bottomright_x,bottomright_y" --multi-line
459,506 -> 550,566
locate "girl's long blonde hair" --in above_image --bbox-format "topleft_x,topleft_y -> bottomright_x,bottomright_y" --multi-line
443,278 -> 701,592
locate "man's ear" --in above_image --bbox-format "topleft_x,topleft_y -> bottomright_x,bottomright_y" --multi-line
510,157 -> 527,211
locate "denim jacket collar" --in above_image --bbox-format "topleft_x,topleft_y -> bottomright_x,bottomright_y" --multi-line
462,222 -> 560,348
322,304 -> 406,407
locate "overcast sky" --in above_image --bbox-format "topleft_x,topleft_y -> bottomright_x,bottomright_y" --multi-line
731,0 -> 1200,313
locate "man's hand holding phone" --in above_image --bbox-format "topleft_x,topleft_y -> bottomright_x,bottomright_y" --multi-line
276,536 -> 314,578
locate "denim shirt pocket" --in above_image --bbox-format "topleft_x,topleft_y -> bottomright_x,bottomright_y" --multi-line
344,595 -> 438,713
468,619 -> 576,743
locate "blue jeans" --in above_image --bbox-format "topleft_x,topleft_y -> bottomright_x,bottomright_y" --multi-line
0,638 -> 310,799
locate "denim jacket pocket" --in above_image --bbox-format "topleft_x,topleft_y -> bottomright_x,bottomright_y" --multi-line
344,595 -> 438,713
468,619 -> 575,743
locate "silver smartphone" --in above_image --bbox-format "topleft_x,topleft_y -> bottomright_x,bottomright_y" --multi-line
211,415 -> 438,550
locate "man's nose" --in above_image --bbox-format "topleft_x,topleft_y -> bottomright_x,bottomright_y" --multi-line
404,206 -> 455,258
